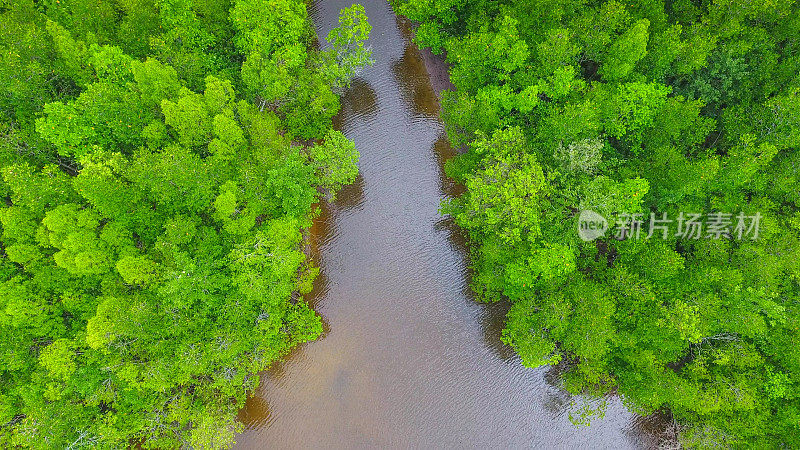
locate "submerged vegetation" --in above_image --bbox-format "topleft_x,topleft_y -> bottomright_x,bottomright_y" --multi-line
0,0 -> 370,447
398,0 -> 800,446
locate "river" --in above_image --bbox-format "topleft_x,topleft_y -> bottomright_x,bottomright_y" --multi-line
235,1 -> 668,447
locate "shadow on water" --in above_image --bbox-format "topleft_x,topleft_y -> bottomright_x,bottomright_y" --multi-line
628,410 -> 679,448
304,204 -> 330,312
333,78 -> 379,130
391,44 -> 440,118
237,395 -> 271,429
331,173 -> 366,212
432,134 -> 464,198
304,171 -> 366,325
394,14 -> 455,98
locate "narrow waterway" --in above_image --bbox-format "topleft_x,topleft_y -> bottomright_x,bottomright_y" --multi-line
235,1 -> 666,447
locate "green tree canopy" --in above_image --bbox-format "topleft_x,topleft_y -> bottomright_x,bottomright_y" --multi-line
399,0 -> 800,445
0,0 -> 369,448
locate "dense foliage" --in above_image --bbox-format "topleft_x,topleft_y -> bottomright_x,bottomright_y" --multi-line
0,0 -> 370,448
397,0 -> 800,446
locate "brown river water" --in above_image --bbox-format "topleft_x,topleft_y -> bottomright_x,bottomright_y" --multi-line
235,1 -> 669,447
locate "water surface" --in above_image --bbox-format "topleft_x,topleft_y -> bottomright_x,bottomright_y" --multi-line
235,1 -> 666,447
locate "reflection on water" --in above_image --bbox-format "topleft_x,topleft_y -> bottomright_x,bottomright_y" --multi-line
332,173 -> 366,211
391,45 -> 440,118
432,133 -> 465,198
238,395 -> 271,429
234,0 -> 668,448
333,79 -> 378,130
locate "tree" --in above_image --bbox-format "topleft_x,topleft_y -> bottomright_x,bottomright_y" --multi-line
307,130 -> 360,199
320,4 -> 374,89
599,19 -> 650,81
